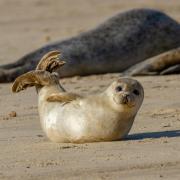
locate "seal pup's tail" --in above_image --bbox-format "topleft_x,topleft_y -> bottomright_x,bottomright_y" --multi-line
12,51 -> 65,93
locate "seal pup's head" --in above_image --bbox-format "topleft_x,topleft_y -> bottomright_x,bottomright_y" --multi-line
106,78 -> 144,115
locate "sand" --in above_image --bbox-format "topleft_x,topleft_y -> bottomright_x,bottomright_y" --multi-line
0,0 -> 180,179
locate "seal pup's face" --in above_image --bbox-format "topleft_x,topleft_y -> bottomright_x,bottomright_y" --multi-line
106,78 -> 144,114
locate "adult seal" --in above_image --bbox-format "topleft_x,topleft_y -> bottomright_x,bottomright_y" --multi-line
12,51 -> 144,143
1,8 -> 180,82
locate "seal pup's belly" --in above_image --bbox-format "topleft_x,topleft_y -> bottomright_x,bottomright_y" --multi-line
40,100 -> 134,143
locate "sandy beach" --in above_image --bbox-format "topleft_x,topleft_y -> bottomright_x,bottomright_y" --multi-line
0,0 -> 180,179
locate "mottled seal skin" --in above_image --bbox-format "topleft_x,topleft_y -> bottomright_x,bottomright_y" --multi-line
1,8 -> 180,82
12,51 -> 144,143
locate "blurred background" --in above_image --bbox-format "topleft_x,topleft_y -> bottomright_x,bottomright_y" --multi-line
0,0 -> 179,65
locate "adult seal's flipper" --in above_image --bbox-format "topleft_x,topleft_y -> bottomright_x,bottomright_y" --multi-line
123,47 -> 180,76
160,64 -> 180,75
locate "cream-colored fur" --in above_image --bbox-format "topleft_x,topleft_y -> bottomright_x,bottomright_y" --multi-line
37,78 -> 144,143
12,51 -> 144,143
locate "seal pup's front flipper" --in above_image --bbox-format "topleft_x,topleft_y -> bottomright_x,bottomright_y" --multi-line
46,92 -> 82,103
123,47 -> 180,76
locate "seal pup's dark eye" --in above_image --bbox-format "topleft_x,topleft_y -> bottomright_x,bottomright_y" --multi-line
116,86 -> 122,92
133,89 -> 140,96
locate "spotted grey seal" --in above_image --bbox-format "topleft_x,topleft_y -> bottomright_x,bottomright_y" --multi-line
12,51 -> 144,143
1,8 -> 180,82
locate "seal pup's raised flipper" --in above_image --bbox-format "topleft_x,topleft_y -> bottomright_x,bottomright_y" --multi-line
12,50 -> 66,92
36,51 -> 65,72
12,70 -> 54,93
12,51 -> 81,104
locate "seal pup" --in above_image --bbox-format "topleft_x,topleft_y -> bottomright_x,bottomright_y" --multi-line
12,51 -> 144,143
0,8 -> 180,82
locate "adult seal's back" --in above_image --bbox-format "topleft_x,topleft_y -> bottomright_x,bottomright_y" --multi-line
0,8 -> 180,82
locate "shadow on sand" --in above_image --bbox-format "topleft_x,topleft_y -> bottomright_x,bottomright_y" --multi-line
126,130 -> 180,140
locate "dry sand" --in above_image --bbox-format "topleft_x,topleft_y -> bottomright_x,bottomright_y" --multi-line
0,0 -> 180,179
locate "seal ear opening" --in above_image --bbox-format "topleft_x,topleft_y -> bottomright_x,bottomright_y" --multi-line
36,50 -> 66,72
12,70 -> 51,93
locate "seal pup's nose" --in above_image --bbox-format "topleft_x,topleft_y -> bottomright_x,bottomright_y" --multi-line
121,93 -> 130,104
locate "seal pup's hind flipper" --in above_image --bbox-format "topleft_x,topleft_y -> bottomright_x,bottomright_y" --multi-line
46,92 -> 82,103
12,70 -> 56,93
12,50 -> 66,93
36,50 -> 65,72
